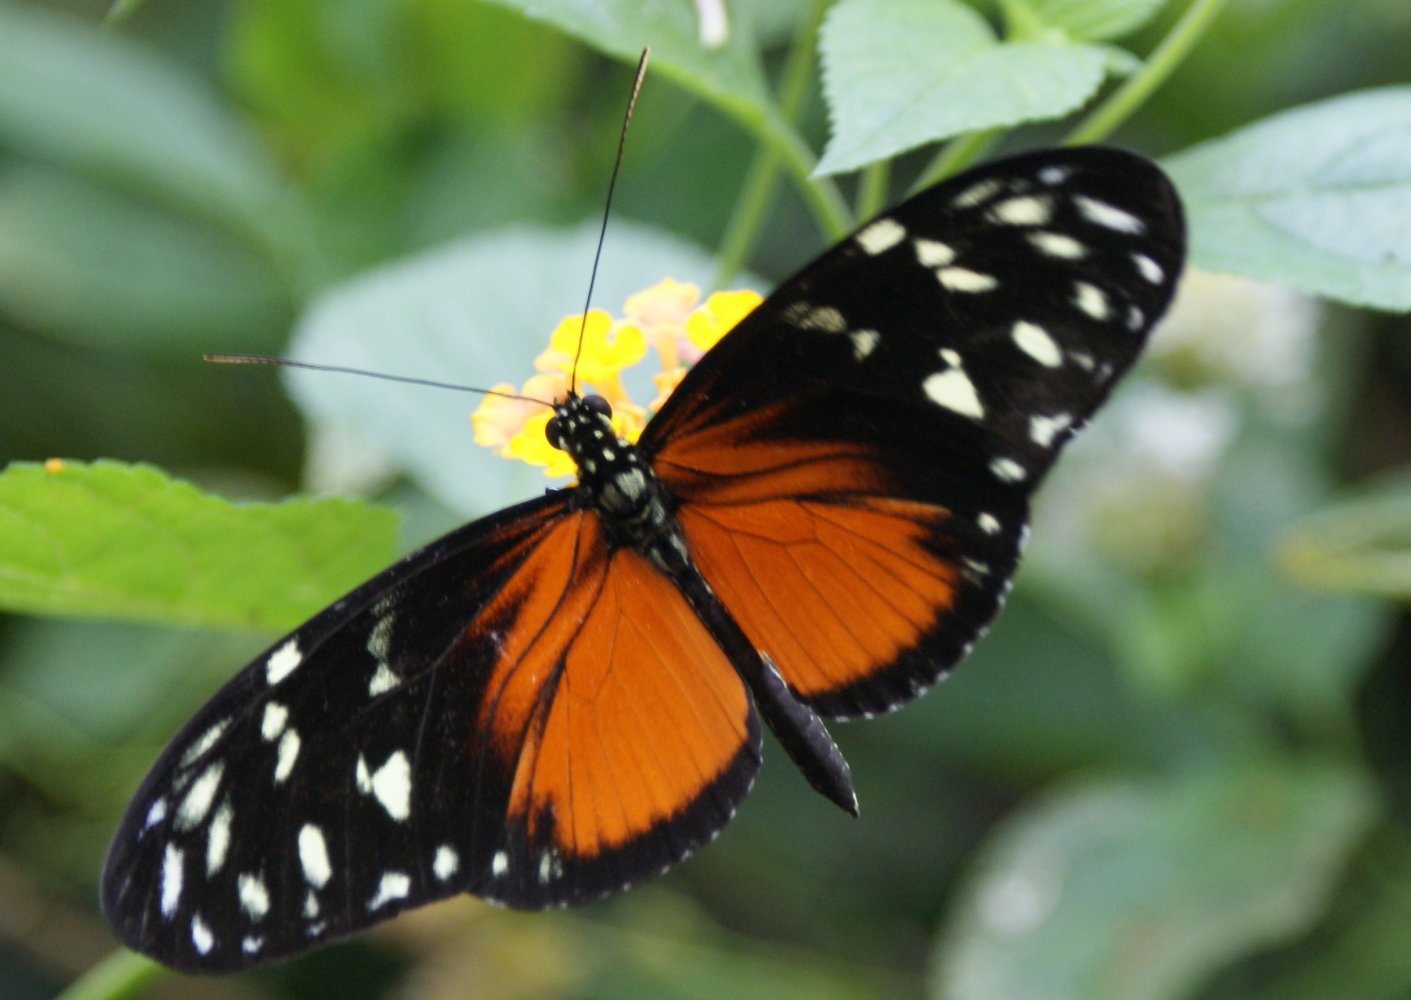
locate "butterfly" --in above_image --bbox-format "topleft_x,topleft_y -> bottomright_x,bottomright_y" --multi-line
102,145 -> 1185,971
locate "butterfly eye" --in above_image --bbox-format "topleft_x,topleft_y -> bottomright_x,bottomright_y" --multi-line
545,416 -> 564,450
583,395 -> 613,418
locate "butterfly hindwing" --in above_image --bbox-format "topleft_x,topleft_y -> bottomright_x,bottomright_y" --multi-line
644,147 -> 1185,717
101,492 -> 759,971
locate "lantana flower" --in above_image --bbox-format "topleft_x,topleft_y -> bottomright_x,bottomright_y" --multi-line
472,278 -> 760,477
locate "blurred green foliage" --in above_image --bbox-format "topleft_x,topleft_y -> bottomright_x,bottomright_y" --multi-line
0,1 -> 1409,999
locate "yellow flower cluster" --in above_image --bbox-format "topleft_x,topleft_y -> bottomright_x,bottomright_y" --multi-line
472,278 -> 762,477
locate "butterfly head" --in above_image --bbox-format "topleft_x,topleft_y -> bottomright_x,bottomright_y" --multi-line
544,393 -> 616,459
545,393 -> 676,553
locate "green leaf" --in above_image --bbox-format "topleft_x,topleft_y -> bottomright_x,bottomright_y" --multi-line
1010,0 -> 1170,42
105,0 -> 147,21
0,0 -> 301,269
406,0 -> 580,121
1201,843 -> 1411,1000
0,618 -> 256,747
225,0 -> 416,169
0,167 -> 289,352
475,0 -> 775,123
0,460 -> 396,631
933,762 -> 1377,1000
284,220 -> 734,515
817,0 -> 1109,176
1278,469 -> 1411,600
1165,87 -> 1411,312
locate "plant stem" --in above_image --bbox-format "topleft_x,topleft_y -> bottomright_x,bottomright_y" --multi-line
853,160 -> 890,223
715,0 -> 837,286
911,128 -> 1001,193
1065,0 -> 1232,145
55,949 -> 164,1000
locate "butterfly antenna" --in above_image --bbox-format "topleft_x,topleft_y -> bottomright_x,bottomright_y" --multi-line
570,47 -> 650,397
203,354 -> 551,406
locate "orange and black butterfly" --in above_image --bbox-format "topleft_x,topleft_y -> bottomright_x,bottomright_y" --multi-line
102,146 -> 1184,971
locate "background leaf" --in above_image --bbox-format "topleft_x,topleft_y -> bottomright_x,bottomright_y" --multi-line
284,220 -> 742,516
933,762 -> 1378,1000
1165,87 -> 1411,311
1011,0 -> 1170,42
1278,469 -> 1411,600
476,0 -> 777,127
0,166 -> 288,352
816,0 -> 1109,176
0,460 -> 396,630
0,0 -> 300,264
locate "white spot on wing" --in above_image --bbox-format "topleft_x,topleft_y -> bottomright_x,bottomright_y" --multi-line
1133,252 -> 1164,283
298,823 -> 332,888
191,914 -> 214,955
1028,231 -> 1087,259
953,177 -> 1003,208
798,304 -> 846,333
491,850 -> 509,876
978,512 -> 1001,535
367,871 -> 411,911
176,762 -> 223,831
266,639 -> 302,685
1012,321 -> 1063,367
367,614 -> 393,662
913,238 -> 956,267
1073,281 -> 1111,320
206,801 -> 233,875
242,936 -> 263,954
180,719 -> 228,767
990,457 -> 1027,482
1039,165 -> 1073,185
1076,195 -> 1145,234
856,217 -> 906,255
850,329 -> 880,360
238,872 -> 269,920
988,195 -> 1052,226
923,353 -> 985,420
260,702 -> 288,741
367,750 -> 412,822
368,662 -> 398,696
433,845 -> 459,881
160,845 -> 184,917
1029,412 -> 1074,447
144,797 -> 167,830
938,268 -> 998,293
274,729 -> 301,783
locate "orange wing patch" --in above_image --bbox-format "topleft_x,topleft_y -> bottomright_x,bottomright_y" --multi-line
676,496 -> 959,701
650,400 -> 892,504
475,514 -> 752,861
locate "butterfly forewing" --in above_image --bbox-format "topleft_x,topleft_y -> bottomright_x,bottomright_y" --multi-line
645,147 -> 1184,717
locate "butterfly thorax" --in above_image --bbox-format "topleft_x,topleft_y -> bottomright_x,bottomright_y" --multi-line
546,394 -> 689,574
